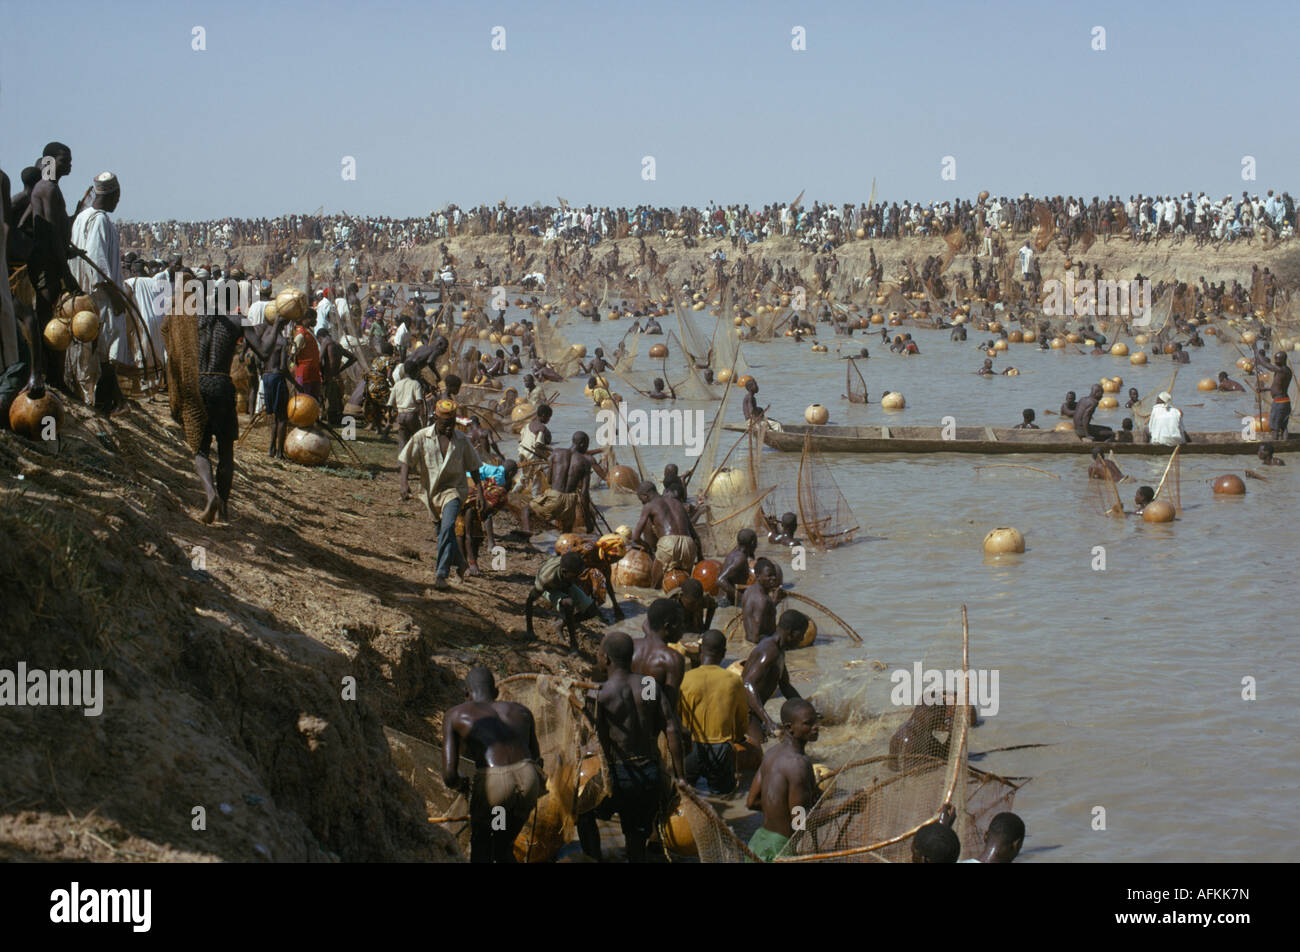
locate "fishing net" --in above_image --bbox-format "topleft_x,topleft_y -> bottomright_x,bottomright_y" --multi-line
384,726 -> 471,857
535,310 -> 584,377
1031,202 -> 1056,254
845,357 -> 868,403
662,330 -> 729,402
497,673 -> 610,858
162,312 -> 206,453
776,616 -> 1023,862
1141,288 -> 1175,337
672,297 -> 715,370
1154,445 -> 1182,513
754,304 -> 788,342
792,432 -> 858,548
670,781 -> 761,863
601,327 -> 640,375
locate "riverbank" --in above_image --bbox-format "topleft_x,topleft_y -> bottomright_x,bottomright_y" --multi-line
121,231 -> 1300,298
0,398 -> 599,861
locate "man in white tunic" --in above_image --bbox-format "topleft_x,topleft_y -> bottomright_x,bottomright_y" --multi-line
125,260 -> 169,381
1148,392 -> 1188,446
67,172 -> 128,410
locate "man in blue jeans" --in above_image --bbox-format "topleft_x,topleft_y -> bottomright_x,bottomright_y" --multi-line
398,398 -> 484,588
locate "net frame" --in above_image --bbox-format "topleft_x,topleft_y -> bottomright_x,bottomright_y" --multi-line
773,607 -> 1022,863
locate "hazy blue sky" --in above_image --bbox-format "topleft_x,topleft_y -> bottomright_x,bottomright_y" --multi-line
2,0 -> 1297,221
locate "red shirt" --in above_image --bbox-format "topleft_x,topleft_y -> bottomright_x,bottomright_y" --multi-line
293,326 -> 321,383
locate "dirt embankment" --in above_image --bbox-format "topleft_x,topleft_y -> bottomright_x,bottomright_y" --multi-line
0,398 -> 596,862
128,231 -> 1300,296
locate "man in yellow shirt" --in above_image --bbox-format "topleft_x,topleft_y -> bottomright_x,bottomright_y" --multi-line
678,629 -> 749,794
398,398 -> 484,588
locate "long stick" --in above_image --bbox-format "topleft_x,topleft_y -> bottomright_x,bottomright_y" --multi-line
781,591 -> 863,644
972,463 -> 1060,479
1153,444 -> 1181,501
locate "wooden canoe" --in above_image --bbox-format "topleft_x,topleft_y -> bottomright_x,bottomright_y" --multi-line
724,421 -> 1299,456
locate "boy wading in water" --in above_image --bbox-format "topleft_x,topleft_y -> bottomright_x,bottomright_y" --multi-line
745,698 -> 820,861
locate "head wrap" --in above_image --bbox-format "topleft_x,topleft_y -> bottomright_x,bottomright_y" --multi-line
434,398 -> 458,419
93,171 -> 119,194
1157,391 -> 1172,403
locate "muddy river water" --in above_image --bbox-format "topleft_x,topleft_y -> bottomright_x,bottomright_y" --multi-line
479,304 -> 1297,862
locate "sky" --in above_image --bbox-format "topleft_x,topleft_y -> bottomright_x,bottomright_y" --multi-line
2,0 -> 1298,221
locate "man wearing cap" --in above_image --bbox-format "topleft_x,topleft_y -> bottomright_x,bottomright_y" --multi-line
67,171 -> 127,411
398,398 -> 485,588
1148,391 -> 1188,446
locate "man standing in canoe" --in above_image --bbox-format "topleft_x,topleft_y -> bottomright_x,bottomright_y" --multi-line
1252,346 -> 1293,440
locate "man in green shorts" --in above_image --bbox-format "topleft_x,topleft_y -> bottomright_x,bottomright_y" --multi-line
744,698 -> 820,861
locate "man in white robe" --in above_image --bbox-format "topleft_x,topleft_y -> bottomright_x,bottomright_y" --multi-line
125,261 -> 169,379
67,171 -> 128,409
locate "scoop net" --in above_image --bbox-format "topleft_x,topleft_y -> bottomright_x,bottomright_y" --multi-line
845,357 -> 868,403
670,781 -> 762,863
795,432 -> 858,548
775,608 -> 1023,862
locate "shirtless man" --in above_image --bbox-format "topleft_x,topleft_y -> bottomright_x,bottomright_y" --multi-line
1087,447 -> 1125,482
581,347 -> 610,376
196,285 -> 288,522
745,698 -> 819,862
976,358 -> 995,376
888,702 -> 949,771
631,598 -> 687,767
717,528 -> 758,605
632,479 -> 700,576
1132,485 -> 1154,515
1014,409 -> 1039,429
317,327 -> 356,425
766,511 -> 799,546
1251,346 -> 1293,439
1257,442 -> 1285,466
529,431 -> 605,533
1124,386 -> 1141,408
578,631 -> 677,862
1060,390 -> 1078,418
741,557 -> 784,645
741,609 -> 808,746
442,666 -> 544,863
964,812 -> 1026,863
261,310 -> 294,458
466,415 -> 502,463
669,578 -> 717,634
912,812 -> 961,863
404,332 -> 449,386
1074,383 -> 1113,442
1216,371 -> 1245,393
741,377 -> 764,423
647,377 -> 675,400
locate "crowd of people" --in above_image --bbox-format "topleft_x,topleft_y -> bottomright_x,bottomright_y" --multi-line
109,187 -> 1300,270
25,137 -> 1295,866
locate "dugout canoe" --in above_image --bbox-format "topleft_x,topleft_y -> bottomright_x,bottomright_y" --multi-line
723,421 -> 1299,456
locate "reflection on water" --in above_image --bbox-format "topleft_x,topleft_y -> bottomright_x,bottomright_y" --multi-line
503,307 -> 1297,862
